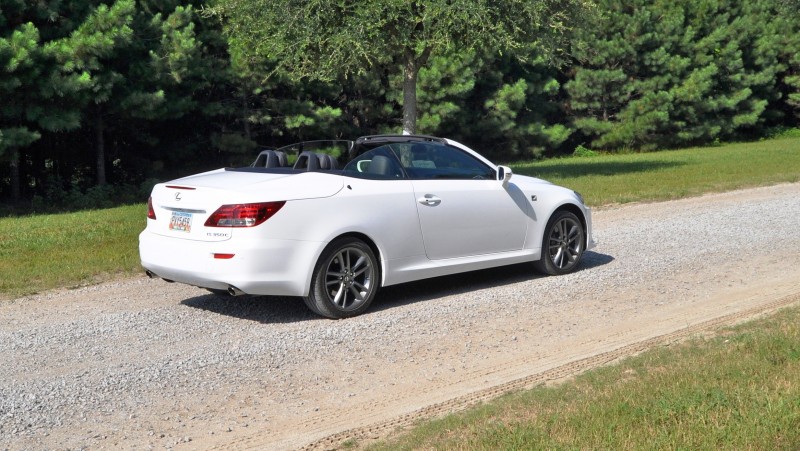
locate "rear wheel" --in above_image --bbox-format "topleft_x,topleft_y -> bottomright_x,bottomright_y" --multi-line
304,237 -> 380,319
534,210 -> 585,275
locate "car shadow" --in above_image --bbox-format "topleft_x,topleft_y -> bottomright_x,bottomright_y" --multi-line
181,292 -> 320,324
371,250 -> 614,313
180,250 -> 614,323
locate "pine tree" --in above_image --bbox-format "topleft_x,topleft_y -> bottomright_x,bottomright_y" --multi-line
0,7 -> 86,200
567,0 -> 791,150
772,2 -> 800,123
474,50 -> 574,159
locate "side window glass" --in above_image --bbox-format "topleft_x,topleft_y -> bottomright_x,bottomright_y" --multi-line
396,143 -> 494,180
342,146 -> 406,180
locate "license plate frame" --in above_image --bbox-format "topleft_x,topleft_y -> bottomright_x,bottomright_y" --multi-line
169,211 -> 193,233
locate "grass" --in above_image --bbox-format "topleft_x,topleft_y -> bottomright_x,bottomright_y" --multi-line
511,137 -> 800,206
366,306 -> 800,450
0,204 -> 145,298
0,136 -> 798,299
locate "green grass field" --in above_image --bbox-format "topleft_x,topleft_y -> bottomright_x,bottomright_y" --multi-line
512,137 -> 800,206
0,136 -> 798,299
0,204 -> 144,297
366,306 -> 800,450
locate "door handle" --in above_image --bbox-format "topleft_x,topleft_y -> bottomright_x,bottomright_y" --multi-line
417,194 -> 442,206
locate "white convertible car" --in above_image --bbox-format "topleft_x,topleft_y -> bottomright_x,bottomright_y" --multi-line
140,135 -> 595,318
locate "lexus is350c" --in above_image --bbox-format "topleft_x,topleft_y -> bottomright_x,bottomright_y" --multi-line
140,135 -> 596,318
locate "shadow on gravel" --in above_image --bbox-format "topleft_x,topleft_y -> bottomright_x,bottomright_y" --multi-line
372,250 -> 614,313
180,251 -> 614,322
181,293 -> 320,324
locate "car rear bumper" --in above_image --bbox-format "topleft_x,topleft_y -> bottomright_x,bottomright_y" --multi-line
139,231 -> 322,297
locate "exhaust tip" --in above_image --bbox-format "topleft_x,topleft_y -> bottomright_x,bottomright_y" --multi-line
145,270 -> 173,283
227,285 -> 245,297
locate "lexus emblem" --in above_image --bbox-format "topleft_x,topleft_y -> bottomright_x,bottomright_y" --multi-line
175,192 -> 182,201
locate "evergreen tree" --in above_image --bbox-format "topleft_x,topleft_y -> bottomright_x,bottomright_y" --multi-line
470,49 -> 573,159
1,1 -> 224,200
50,0 -> 210,185
567,0 -> 793,150
0,3 -> 88,200
772,4 -> 800,123
409,47 -> 572,160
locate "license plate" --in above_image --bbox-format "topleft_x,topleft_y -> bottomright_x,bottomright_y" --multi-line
169,211 -> 193,233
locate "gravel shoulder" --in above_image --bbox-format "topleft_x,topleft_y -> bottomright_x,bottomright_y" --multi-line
2,183 -> 800,450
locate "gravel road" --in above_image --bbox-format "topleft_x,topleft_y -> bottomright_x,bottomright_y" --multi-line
2,183 -> 800,450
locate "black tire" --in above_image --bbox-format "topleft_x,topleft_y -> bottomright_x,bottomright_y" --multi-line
303,237 -> 380,319
534,210 -> 585,275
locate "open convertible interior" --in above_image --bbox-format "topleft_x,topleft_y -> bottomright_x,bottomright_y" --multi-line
236,135 -> 497,181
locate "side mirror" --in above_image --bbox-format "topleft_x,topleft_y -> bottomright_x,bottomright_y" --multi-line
497,165 -> 512,187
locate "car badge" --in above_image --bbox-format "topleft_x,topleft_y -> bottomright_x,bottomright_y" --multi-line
175,192 -> 182,201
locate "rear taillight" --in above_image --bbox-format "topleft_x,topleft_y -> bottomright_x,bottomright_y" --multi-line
204,201 -> 286,227
147,197 -> 157,220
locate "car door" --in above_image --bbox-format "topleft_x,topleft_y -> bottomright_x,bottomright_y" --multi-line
401,143 -> 528,260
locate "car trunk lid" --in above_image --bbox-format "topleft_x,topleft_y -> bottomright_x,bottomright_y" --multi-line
147,169 -> 344,242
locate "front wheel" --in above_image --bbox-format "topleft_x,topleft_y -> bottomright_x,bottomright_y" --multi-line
303,237 -> 380,319
534,211 -> 585,275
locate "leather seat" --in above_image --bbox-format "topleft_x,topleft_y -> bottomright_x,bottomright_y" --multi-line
367,155 -> 400,178
294,151 -> 320,170
254,150 -> 288,168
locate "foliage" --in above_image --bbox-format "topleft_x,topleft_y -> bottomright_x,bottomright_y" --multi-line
566,0 -> 800,150
211,0 -> 595,134
767,127 -> 800,139
460,49 -> 574,160
0,7 -> 84,200
572,145 -> 599,157
29,176 -> 157,212
1,0 -> 799,206
0,1 -> 251,203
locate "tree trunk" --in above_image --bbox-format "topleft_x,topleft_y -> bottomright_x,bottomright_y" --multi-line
96,112 -> 107,186
402,50 -> 418,135
402,46 -> 432,135
241,88 -> 251,141
10,148 -> 20,201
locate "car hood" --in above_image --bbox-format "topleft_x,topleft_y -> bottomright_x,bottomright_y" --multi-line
510,173 -> 553,187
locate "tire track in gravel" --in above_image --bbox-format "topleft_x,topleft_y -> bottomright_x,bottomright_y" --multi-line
301,289 -> 800,450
